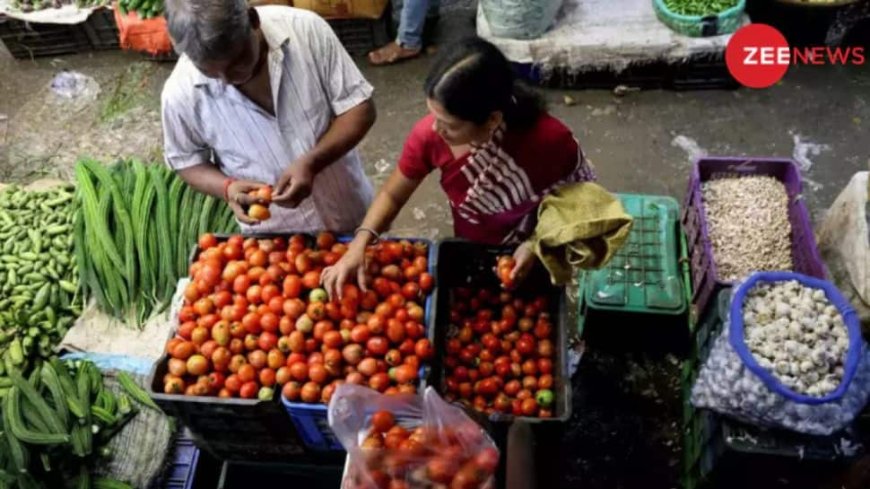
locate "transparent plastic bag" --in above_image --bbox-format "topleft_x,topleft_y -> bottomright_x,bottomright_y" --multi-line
691,271 -> 870,435
329,385 -> 499,489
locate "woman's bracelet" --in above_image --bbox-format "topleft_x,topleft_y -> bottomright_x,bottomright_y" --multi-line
354,226 -> 380,244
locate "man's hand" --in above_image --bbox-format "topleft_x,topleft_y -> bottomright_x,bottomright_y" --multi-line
227,179 -> 269,225
273,156 -> 316,208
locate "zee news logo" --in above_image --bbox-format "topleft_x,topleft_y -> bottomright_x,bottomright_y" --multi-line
726,24 -> 866,89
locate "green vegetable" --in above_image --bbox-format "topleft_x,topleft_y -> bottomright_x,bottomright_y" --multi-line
535,389 -> 554,408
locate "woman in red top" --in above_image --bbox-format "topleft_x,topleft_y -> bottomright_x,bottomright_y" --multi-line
322,37 -> 595,298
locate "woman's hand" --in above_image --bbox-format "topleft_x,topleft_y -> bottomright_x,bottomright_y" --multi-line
509,241 -> 536,287
321,244 -> 368,301
226,179 -> 270,225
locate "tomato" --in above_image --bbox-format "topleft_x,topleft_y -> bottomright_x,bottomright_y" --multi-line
283,298 -> 305,319
239,381 -> 258,399
259,368 -> 277,387
367,337 -> 389,356
384,349 -> 402,367
477,378 -> 499,398
311,320 -> 331,341
516,335 -> 536,357
307,302 -> 326,322
168,358 -> 187,377
521,398 -> 539,417
245,285 -> 263,305
475,447 -> 500,475
255,312 -> 277,334
249,249 -> 268,268
211,346 -> 231,369
247,350 -> 266,369
300,382 -> 321,403
187,355 -> 209,376
302,270 -> 321,290
282,275 -> 303,299
346,372 -> 365,385
358,358 -> 378,377
386,320 -> 405,344
289,362 -> 308,382
403,355 -> 420,371
478,362 -> 494,377
295,315 -> 314,334
234,363 -> 254,383
324,348 -> 342,367
224,374 -> 242,393
164,376 -> 185,394
392,364 -> 417,384
171,341 -> 195,360
522,376 -> 538,392
278,317 -> 294,336
539,374 -> 554,390
494,393 -> 512,413
350,325 -> 370,344
342,344 -> 363,365
504,379 -> 521,397
427,456 -> 459,484
522,359 -> 538,376
366,315 -> 385,335
537,339 -> 554,358
369,373 -> 390,392
229,338 -> 244,355
458,382 -> 473,399
282,381 -> 302,401
360,290 -> 379,310
395,338 -> 413,356
305,338 -> 318,354
309,363 -> 329,384
371,410 -> 396,433
200,340 -> 218,360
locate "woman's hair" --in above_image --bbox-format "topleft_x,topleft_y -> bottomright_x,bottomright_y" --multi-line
424,37 -> 544,131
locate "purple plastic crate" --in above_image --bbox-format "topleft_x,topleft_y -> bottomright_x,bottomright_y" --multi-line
680,156 -> 826,321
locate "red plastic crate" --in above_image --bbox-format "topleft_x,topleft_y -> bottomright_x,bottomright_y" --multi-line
680,156 -> 826,321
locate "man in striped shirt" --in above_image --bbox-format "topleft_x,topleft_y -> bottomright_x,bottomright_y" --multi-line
161,0 -> 376,233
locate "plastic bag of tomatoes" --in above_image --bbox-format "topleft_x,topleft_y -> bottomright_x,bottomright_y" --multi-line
329,385 -> 500,489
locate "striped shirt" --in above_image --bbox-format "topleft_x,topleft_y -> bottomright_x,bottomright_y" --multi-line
161,6 -> 375,234
398,114 -> 595,244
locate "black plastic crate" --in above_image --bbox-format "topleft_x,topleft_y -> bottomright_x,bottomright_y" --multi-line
217,459 -> 344,489
429,239 -> 572,424
327,15 -> 391,57
149,357 -> 306,462
0,14 -> 92,59
81,8 -> 118,51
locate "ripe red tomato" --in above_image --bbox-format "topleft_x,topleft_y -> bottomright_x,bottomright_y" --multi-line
289,362 -> 308,382
302,270 -> 321,290
369,373 -> 390,392
358,358 -> 378,377
504,379 -> 521,397
260,312 -> 279,333
258,332 -> 278,351
539,374 -> 554,390
537,339 -> 554,358
259,368 -> 277,387
225,374 -> 242,393
414,339 -> 433,361
538,358 -> 554,375
386,320 -> 405,344
300,382 -> 321,403
371,410 -> 396,433
392,364 -> 417,384
419,273 -> 434,292
350,325 -> 370,344
367,337 -> 389,356
385,349 -> 402,367
522,359 -> 538,376
198,233 -> 218,250
516,335 -> 537,357
309,364 -> 329,384
521,398 -> 539,417
239,381 -> 259,399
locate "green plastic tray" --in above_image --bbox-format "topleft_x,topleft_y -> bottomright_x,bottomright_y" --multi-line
580,194 -> 687,318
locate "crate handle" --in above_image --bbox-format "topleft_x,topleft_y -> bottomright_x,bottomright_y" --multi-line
723,160 -> 758,172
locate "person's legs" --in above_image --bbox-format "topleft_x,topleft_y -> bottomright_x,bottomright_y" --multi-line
397,0 -> 430,49
369,0 -> 434,65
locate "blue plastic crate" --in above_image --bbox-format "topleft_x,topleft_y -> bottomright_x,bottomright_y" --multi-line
282,237 -> 438,452
165,430 -> 201,489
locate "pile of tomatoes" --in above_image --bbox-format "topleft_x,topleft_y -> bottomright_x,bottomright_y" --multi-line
345,410 -> 499,489
161,232 -> 435,402
442,287 -> 557,418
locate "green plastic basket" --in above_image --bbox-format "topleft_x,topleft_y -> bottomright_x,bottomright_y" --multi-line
653,0 -> 746,37
576,193 -> 693,341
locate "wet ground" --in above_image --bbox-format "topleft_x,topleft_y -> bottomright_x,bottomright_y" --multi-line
1,34 -> 869,489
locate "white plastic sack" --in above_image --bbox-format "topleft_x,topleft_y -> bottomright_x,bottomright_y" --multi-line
692,272 -> 870,435
478,0 -> 563,40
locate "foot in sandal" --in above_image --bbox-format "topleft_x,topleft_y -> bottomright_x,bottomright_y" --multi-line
368,42 -> 422,66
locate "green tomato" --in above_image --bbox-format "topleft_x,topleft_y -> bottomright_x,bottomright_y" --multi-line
258,387 -> 275,401
309,288 -> 328,303
535,389 -> 554,408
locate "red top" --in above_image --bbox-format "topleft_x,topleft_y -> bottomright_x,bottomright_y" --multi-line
398,113 -> 596,244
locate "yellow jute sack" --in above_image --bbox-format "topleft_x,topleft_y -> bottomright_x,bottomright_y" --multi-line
531,182 -> 633,285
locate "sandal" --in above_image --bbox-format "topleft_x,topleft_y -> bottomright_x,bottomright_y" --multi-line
368,42 -> 422,66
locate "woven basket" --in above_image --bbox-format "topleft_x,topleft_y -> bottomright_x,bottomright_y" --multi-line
653,0 -> 746,37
